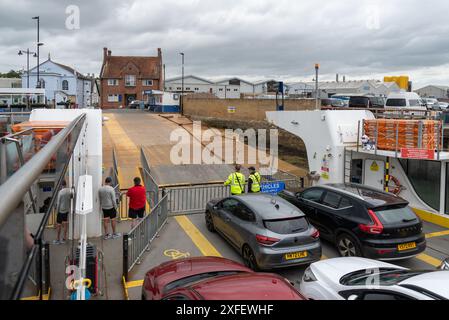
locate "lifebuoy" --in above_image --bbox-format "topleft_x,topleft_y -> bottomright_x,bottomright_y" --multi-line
389,175 -> 402,195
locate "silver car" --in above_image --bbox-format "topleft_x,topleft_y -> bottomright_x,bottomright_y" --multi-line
205,194 -> 322,270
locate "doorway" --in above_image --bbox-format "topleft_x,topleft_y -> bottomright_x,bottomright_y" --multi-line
364,159 -> 385,190
125,94 -> 136,107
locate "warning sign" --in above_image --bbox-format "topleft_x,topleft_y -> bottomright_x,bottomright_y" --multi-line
370,161 -> 380,172
401,148 -> 435,160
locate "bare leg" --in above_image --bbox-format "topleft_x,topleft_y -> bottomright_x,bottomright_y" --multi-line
56,224 -> 61,241
111,218 -> 117,234
63,222 -> 68,241
103,218 -> 110,235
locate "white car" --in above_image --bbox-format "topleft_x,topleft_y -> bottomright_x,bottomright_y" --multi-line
299,257 -> 449,300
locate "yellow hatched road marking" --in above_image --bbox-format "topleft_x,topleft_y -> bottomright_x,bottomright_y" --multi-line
426,230 -> 449,239
416,253 -> 442,267
175,216 -> 222,257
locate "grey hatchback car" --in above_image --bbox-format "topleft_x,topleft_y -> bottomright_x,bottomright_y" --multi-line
205,194 -> 322,271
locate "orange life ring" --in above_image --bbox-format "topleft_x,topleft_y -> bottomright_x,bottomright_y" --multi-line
389,175 -> 402,195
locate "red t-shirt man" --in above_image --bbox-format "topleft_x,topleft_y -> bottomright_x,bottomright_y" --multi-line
127,177 -> 146,225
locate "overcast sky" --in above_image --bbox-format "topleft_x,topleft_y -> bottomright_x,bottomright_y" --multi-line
1,0 -> 449,88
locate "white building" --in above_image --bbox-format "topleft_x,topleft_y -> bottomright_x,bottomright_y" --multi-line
302,80 -> 401,98
164,75 -> 285,99
22,56 -> 96,108
285,82 -> 315,97
415,85 -> 449,100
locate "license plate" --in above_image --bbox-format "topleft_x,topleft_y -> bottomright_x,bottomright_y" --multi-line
285,251 -> 308,260
398,242 -> 417,251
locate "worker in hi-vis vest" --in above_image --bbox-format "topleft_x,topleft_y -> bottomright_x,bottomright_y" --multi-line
247,166 -> 261,193
224,164 -> 246,195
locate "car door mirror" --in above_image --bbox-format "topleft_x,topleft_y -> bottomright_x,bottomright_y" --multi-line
348,294 -> 359,301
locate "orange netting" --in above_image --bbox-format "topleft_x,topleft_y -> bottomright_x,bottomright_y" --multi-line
363,119 -> 442,151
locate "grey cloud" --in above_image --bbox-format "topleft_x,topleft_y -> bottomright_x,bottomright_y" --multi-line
1,0 -> 449,88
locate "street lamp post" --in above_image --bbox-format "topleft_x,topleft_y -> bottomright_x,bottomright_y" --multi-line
180,52 -> 184,115
315,63 -> 320,110
18,49 -> 37,110
18,49 -> 37,89
32,16 -> 41,88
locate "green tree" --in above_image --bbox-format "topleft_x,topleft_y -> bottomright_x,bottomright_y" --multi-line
0,70 -> 22,78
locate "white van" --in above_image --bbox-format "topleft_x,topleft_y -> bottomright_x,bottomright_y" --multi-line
385,92 -> 427,115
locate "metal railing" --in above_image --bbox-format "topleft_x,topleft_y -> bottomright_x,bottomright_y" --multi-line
123,193 -> 169,281
2,114 -> 87,299
165,184 -> 230,215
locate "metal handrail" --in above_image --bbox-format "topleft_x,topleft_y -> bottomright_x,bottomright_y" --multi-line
0,114 -> 86,229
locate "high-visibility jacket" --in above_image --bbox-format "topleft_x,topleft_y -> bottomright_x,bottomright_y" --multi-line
249,172 -> 261,193
224,172 -> 246,195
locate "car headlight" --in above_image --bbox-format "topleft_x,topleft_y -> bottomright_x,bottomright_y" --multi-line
303,266 -> 317,282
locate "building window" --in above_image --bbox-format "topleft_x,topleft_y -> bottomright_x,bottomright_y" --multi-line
142,79 -> 153,86
195,88 -> 199,91
234,89 -> 238,92
227,89 -> 230,92
177,87 -> 181,90
39,79 -> 45,89
62,80 -> 69,91
108,94 -> 119,102
219,88 -> 223,91
186,87 -> 191,91
108,79 -> 119,86
125,75 -> 136,87
169,87 -> 172,90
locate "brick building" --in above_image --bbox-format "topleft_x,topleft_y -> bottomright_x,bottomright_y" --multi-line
99,47 -> 163,109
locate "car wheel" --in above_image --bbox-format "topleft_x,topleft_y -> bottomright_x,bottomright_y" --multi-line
205,211 -> 215,232
242,245 -> 259,271
336,233 -> 362,257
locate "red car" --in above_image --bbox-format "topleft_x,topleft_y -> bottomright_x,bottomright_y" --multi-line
142,257 -> 305,300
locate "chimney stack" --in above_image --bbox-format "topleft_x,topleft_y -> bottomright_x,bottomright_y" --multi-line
336,74 -> 339,82
157,48 -> 162,58
343,76 -> 346,82
108,50 -> 112,56
103,47 -> 108,60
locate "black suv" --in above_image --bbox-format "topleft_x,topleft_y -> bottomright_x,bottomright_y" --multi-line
279,184 -> 426,260
349,96 -> 385,109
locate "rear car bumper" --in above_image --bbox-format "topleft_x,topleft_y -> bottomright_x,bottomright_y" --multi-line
361,236 -> 426,260
255,241 -> 322,270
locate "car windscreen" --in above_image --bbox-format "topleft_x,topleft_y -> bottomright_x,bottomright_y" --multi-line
340,268 -> 424,286
349,97 -> 369,107
374,205 -> 418,225
386,99 -> 407,107
163,271 -> 243,294
264,217 -> 309,234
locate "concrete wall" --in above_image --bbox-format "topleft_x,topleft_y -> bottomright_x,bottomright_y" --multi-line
184,98 -> 315,121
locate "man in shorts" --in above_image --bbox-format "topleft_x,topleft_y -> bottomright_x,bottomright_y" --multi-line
54,180 -> 71,245
99,177 -> 121,240
127,177 -> 146,228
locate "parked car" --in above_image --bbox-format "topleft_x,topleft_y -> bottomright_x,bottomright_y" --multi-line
299,257 -> 449,300
422,98 -> 440,110
279,183 -> 426,260
142,257 -> 305,300
348,95 -> 385,109
439,102 -> 449,110
385,92 -> 427,115
205,194 -> 322,270
321,98 -> 346,108
129,100 -> 144,109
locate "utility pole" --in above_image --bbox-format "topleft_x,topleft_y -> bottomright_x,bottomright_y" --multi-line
32,16 -> 40,88
180,52 -> 184,115
315,63 -> 320,110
